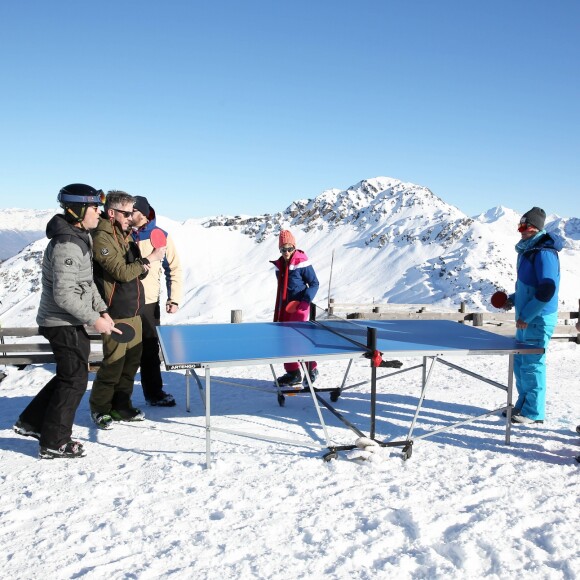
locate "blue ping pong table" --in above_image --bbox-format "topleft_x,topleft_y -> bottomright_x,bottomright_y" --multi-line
157,319 -> 543,467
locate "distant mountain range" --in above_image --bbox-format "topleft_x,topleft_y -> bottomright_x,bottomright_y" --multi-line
1,177 -> 579,326
0,209 -> 55,262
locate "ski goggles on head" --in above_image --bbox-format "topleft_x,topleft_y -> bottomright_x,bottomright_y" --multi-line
58,188 -> 106,205
517,219 -> 534,233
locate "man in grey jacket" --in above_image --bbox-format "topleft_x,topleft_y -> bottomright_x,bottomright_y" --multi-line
13,184 -> 118,459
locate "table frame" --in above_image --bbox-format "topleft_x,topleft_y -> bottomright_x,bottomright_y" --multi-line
158,320 -> 541,467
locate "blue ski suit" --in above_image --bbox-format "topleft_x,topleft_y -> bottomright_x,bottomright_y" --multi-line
510,231 -> 561,421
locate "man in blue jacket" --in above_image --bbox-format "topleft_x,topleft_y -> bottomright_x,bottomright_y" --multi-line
505,207 -> 561,425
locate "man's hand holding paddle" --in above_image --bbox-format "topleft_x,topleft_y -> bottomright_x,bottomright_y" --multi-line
92,312 -> 125,338
143,228 -> 167,269
92,314 -> 135,343
491,290 -> 513,311
93,312 -> 115,335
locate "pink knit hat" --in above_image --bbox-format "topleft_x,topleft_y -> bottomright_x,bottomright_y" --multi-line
279,230 -> 296,248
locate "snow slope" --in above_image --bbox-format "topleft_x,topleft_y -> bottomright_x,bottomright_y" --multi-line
0,341 -> 579,578
1,176 -> 579,578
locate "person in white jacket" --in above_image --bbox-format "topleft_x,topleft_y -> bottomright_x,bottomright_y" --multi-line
131,195 -> 183,406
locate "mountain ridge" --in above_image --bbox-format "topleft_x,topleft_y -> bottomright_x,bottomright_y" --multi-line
1,176 -> 578,326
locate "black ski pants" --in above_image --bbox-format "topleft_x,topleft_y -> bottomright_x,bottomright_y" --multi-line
139,302 -> 164,401
19,325 -> 90,449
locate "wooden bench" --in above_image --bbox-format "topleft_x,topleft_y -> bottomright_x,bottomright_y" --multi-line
343,314 -> 579,342
0,327 -> 103,370
337,304 -> 580,343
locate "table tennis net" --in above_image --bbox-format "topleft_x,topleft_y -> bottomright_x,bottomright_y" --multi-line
315,307 -> 402,368
314,308 -> 375,352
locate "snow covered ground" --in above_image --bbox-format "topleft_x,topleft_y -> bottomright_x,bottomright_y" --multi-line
1,339 -> 579,579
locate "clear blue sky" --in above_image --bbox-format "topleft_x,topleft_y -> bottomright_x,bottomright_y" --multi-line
1,1 -> 578,221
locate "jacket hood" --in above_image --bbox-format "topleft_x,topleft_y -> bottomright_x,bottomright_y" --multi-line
538,232 -> 564,252
135,214 -> 159,236
46,214 -> 87,241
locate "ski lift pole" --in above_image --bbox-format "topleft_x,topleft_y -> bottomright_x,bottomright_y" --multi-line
327,249 -> 335,311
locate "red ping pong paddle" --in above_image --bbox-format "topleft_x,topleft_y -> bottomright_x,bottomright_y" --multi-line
285,301 -> 300,314
110,322 -> 136,343
491,291 -> 508,308
150,228 -> 167,249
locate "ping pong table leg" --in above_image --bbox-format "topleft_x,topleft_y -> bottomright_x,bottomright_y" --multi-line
185,369 -> 207,412
368,328 -> 378,440
505,354 -> 514,445
205,367 -> 212,469
406,356 -> 438,441
300,361 -> 332,446
188,369 -> 206,411
330,359 -> 353,402
269,364 -> 286,407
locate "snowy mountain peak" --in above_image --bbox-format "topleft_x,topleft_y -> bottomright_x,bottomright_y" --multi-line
203,176 -> 468,246
479,206 -> 516,222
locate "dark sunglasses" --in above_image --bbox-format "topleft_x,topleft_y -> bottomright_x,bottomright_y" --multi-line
280,246 -> 295,253
113,208 -> 133,218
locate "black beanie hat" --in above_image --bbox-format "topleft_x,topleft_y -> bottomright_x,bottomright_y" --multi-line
521,207 -> 546,230
133,196 -> 153,220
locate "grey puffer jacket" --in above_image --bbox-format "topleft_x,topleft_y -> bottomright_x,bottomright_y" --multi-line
36,214 -> 107,327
